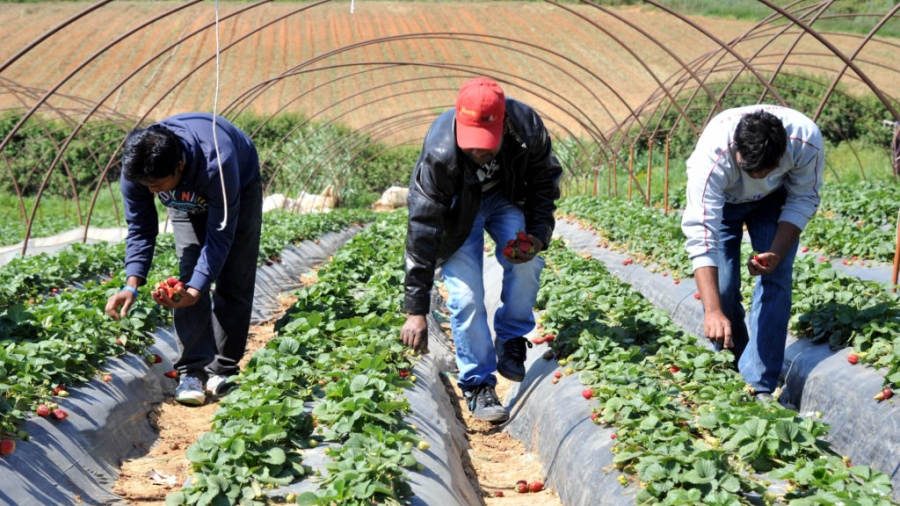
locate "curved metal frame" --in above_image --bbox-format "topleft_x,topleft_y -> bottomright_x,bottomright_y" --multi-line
0,0 -> 898,250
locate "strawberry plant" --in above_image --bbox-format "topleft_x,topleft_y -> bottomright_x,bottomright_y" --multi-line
533,242 -> 893,503
0,211 -> 377,444
171,212 -> 423,506
257,208 -> 373,265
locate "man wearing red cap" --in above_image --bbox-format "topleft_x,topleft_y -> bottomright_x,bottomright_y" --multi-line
401,77 -> 562,422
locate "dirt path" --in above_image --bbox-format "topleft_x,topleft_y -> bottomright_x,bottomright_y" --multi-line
434,290 -> 562,505
446,373 -> 562,505
114,315 -> 285,504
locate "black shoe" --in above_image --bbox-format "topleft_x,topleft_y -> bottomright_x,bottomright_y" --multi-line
496,337 -> 532,382
463,384 -> 509,423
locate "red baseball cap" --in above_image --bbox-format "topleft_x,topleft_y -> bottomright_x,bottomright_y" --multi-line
455,77 -> 505,150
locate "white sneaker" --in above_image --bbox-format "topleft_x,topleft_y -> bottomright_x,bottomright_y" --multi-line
174,374 -> 205,406
206,374 -> 235,396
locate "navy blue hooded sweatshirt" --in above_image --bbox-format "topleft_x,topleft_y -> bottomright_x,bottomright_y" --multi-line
120,113 -> 260,293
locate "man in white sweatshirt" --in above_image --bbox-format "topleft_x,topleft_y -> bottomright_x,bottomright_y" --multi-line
681,105 -> 824,400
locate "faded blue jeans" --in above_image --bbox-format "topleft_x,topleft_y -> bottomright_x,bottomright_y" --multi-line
441,189 -> 544,391
717,187 -> 797,393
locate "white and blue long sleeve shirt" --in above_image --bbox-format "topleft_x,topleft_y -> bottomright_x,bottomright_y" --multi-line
681,105 -> 824,270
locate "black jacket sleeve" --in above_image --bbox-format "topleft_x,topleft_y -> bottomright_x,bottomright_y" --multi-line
404,141 -> 460,315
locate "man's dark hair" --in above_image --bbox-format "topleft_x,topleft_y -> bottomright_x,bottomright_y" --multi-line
734,110 -> 787,175
121,125 -> 182,183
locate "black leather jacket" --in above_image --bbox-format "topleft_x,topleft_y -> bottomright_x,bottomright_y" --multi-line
404,98 -> 562,315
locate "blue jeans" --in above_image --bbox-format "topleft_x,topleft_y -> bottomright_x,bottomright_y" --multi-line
441,190 -> 544,391
717,188 -> 797,393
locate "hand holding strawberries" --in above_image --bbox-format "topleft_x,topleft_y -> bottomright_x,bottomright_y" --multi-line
501,231 -> 543,264
151,276 -> 200,309
747,251 -> 779,276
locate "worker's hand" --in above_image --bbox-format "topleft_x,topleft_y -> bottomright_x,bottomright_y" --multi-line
105,289 -> 136,320
152,285 -> 201,309
704,309 -> 733,349
401,314 -> 429,352
507,234 -> 544,265
748,252 -> 779,276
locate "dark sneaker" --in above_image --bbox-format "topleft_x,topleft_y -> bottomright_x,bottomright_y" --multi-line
463,384 -> 508,423
496,337 -> 533,382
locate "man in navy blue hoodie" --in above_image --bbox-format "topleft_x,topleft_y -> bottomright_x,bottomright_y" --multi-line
105,113 -> 262,406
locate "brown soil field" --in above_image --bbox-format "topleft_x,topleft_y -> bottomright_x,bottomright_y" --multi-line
2,2 -> 898,144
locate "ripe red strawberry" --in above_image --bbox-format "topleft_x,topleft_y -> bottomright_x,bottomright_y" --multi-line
752,254 -> 769,268
52,384 -> 66,396
693,292 -> 701,300
517,240 -> 533,254
531,336 -> 545,345
582,389 -> 594,399
875,387 -> 893,401
516,480 -> 528,494
847,353 -> 859,365
494,491 -> 504,497
801,246 -> 809,253
164,370 -> 178,379
517,231 -> 529,242
102,374 -> 113,382
398,369 -> 410,378
0,439 -> 15,455
153,354 -> 163,364
52,408 -> 68,420
51,288 -> 59,294
529,481 -> 544,493
501,246 -> 514,258
818,256 -> 827,262
36,404 -> 51,417
553,371 -> 562,379
669,366 -> 681,373
166,277 -> 179,287
590,412 -> 598,421
611,433 -> 617,439
543,334 -> 555,342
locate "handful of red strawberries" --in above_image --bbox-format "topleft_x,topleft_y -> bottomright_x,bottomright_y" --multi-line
501,231 -> 535,260
152,276 -> 184,302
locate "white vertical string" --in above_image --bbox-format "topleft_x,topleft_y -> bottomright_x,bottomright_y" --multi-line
213,0 -> 228,231
351,0 -> 355,14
